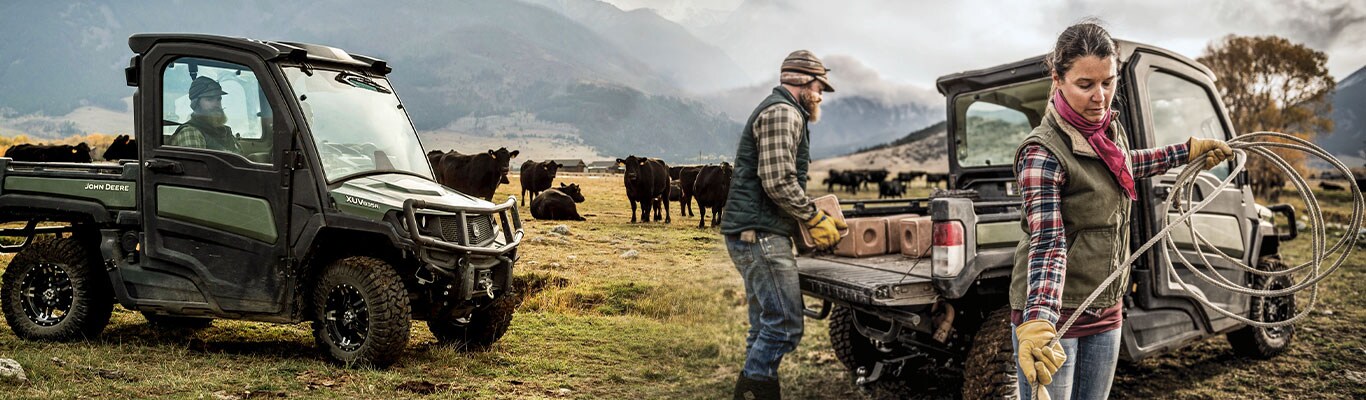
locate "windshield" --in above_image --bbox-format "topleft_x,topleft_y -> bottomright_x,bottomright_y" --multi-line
284,67 -> 432,182
952,78 -> 1051,168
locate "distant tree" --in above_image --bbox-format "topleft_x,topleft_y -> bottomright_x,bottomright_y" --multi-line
1198,35 -> 1335,200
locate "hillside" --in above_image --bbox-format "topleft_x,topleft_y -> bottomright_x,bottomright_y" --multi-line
1318,66 -> 1366,167
810,120 -> 948,174
0,0 -> 739,161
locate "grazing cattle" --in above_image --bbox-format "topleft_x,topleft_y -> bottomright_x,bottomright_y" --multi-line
4,142 -> 94,163
432,147 -> 519,201
678,166 -> 703,216
618,155 -> 670,223
1320,181 -> 1344,191
878,180 -> 906,199
693,163 -> 734,228
861,169 -> 890,190
822,169 -> 864,194
519,160 -> 561,206
924,173 -> 950,188
896,171 -> 925,183
102,135 -> 138,161
530,183 -> 586,221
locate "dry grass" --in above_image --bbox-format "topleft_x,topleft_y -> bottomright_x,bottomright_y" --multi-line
0,174 -> 1360,399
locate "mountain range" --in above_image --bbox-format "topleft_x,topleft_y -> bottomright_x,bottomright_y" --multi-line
0,0 -> 945,163
1319,66 -> 1366,167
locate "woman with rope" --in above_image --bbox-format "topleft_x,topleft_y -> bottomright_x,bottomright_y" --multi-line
1009,21 -> 1234,399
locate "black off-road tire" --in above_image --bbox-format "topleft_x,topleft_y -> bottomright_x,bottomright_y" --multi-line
428,291 -> 518,351
310,256 -> 411,368
142,312 -> 214,330
1227,257 -> 1296,359
828,305 -> 917,399
1,237 -> 113,341
961,307 -> 1020,400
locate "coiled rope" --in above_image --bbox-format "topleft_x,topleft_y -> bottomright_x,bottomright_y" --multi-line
1032,132 -> 1362,399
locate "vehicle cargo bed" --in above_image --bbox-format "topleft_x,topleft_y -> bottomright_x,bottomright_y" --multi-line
797,254 -> 938,307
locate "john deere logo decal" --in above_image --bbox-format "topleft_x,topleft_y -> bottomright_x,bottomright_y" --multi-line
84,182 -> 131,192
344,195 -> 380,209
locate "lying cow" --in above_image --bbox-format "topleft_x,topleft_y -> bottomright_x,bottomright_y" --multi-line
618,155 -> 670,223
102,135 -> 138,161
5,142 -> 93,163
531,182 -> 586,221
431,147 -> 519,201
520,160 -> 561,206
693,163 -> 733,228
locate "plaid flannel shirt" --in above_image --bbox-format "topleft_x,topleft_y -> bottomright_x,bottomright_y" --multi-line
753,103 -> 818,222
1016,142 -> 1189,324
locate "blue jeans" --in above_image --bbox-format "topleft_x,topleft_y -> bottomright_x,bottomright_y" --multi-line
726,232 -> 804,382
1012,325 -> 1122,400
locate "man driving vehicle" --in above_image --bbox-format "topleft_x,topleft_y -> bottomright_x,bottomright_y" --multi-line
169,76 -> 242,154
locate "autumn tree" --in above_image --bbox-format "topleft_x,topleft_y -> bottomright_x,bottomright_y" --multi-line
1197,35 -> 1335,200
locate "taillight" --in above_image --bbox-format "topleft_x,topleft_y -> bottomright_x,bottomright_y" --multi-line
932,221 -> 965,277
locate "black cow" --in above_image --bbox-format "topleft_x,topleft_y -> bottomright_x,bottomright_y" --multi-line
878,180 -> 906,199
896,171 -> 925,183
861,169 -> 890,190
530,182 -> 586,221
668,180 -> 683,202
924,173 -> 950,188
519,160 -> 561,206
678,165 -> 703,217
693,163 -> 733,228
432,147 -> 519,201
823,169 -> 863,194
5,142 -> 93,163
1320,181 -> 1345,191
618,155 -> 670,223
102,135 -> 138,161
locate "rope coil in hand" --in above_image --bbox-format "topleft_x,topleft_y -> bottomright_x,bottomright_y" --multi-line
1033,132 -> 1362,398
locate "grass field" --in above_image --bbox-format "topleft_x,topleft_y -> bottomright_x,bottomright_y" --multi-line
0,174 -> 1361,399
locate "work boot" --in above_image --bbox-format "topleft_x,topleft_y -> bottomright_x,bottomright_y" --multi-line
733,373 -> 780,400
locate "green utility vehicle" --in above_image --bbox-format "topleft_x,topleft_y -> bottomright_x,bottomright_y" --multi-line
797,40 -> 1299,398
0,34 -> 523,367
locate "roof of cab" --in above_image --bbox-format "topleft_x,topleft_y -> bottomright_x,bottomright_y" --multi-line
127,33 -> 391,74
934,40 -> 1214,97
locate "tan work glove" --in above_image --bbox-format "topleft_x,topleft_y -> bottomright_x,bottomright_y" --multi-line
805,210 -> 847,249
1015,320 -> 1068,389
1187,136 -> 1233,170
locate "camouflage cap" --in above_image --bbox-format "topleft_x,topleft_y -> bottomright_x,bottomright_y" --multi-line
188,76 -> 228,100
781,50 -> 834,92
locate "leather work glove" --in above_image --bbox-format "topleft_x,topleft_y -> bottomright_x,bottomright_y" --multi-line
805,210 -> 847,249
1015,320 -> 1068,389
1187,136 -> 1233,170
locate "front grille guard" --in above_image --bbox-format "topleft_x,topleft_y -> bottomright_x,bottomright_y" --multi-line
403,196 -> 523,258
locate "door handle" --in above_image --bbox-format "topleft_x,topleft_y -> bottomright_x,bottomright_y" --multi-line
145,159 -> 184,175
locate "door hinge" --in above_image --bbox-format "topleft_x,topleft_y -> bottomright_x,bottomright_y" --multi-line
284,150 -> 306,170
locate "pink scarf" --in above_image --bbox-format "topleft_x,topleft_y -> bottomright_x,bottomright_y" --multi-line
1052,90 -> 1135,200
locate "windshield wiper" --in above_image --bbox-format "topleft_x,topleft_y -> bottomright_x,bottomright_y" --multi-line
335,71 -> 391,94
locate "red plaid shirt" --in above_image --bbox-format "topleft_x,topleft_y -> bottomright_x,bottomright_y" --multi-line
1015,142 -> 1188,325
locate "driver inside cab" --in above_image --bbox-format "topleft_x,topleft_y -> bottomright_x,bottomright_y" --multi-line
169,76 -> 242,154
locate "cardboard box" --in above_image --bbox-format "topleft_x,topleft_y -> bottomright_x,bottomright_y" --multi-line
834,217 -> 888,258
880,214 -> 920,253
899,216 -> 933,258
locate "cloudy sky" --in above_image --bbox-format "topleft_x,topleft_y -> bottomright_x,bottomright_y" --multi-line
604,0 -> 1366,90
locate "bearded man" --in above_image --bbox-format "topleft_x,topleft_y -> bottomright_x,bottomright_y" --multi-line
720,50 -> 843,400
169,76 -> 242,154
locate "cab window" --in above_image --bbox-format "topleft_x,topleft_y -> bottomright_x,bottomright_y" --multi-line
1146,71 -> 1231,179
160,57 -> 274,164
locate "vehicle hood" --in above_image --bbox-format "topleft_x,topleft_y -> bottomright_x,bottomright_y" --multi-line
329,173 -> 494,220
